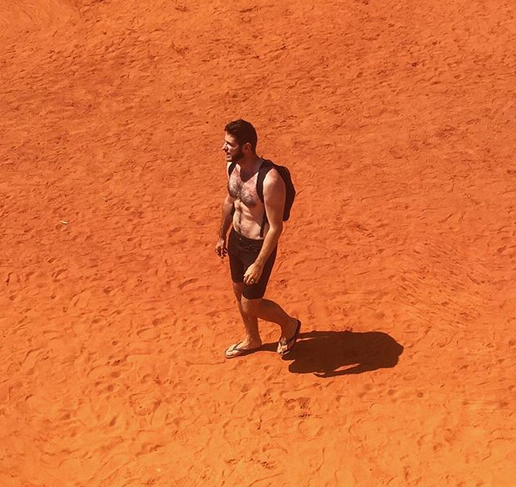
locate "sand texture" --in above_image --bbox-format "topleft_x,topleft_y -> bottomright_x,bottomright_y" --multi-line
1,0 -> 515,485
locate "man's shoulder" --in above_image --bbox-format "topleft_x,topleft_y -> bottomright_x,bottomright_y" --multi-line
261,162 -> 280,179
261,165 -> 285,193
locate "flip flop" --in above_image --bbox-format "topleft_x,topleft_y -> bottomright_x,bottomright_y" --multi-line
278,320 -> 302,356
225,342 -> 261,359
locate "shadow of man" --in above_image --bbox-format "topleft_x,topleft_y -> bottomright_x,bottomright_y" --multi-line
282,329 -> 404,377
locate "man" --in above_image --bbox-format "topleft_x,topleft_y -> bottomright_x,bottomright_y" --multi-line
216,119 -> 301,359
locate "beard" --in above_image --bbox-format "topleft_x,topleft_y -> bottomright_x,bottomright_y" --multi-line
230,148 -> 245,163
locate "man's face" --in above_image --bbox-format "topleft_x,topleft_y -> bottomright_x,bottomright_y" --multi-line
222,133 -> 245,163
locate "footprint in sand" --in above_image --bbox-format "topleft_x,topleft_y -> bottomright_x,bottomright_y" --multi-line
178,277 -> 199,290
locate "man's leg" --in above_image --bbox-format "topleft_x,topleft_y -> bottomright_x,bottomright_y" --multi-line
231,282 -> 262,349
226,231 -> 262,354
241,296 -> 298,344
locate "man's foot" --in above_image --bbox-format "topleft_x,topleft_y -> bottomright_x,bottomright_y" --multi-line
225,341 -> 262,359
277,319 -> 302,356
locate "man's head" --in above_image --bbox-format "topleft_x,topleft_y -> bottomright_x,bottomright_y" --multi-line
223,119 -> 258,163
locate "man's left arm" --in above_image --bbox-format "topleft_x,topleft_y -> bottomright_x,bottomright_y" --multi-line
243,170 -> 285,285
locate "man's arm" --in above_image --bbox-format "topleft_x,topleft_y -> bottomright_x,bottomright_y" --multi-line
216,193 -> 235,258
243,169 -> 285,284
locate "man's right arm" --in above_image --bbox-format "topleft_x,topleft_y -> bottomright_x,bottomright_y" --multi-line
215,194 -> 234,258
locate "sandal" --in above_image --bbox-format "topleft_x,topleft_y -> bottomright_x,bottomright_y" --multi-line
225,342 -> 261,359
278,320 -> 301,356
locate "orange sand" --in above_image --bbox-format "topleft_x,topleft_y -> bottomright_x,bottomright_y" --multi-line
1,1 -> 515,485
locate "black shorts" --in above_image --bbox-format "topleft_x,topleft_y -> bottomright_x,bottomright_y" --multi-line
227,228 -> 277,300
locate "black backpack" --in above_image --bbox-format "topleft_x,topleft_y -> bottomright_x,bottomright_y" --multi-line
228,159 -> 296,234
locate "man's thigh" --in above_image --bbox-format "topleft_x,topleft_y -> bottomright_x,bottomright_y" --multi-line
241,247 -> 277,299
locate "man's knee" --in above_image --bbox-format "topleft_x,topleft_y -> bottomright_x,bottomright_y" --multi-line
232,282 -> 243,302
241,296 -> 261,316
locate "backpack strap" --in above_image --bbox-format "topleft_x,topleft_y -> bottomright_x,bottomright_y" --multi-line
256,159 -> 273,203
227,162 -> 237,217
257,159 -> 274,238
227,161 -> 237,177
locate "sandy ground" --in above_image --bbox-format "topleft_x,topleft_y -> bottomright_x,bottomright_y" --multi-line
1,0 -> 516,486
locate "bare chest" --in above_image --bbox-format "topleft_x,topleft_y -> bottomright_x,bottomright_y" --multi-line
228,168 -> 260,208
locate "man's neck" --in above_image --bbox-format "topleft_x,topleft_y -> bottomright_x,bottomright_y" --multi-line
238,154 -> 261,171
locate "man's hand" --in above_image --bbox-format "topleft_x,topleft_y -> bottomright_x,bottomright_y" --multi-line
243,262 -> 264,285
215,238 -> 227,258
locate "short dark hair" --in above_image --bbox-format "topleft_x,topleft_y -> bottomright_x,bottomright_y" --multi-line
224,119 -> 258,152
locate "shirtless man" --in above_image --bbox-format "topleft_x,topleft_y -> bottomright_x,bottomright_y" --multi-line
215,119 -> 301,359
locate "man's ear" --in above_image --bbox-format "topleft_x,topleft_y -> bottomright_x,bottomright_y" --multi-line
242,142 -> 252,154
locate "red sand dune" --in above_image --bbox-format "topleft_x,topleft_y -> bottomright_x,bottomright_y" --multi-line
1,0 -> 515,485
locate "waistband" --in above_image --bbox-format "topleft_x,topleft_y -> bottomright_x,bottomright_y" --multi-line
230,228 -> 264,244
